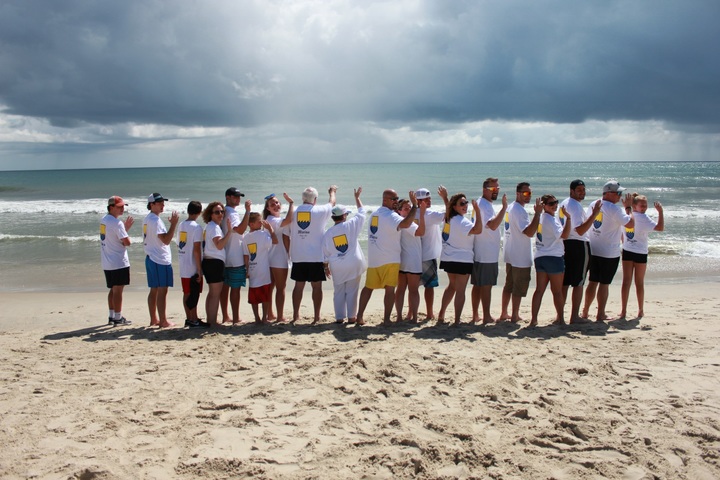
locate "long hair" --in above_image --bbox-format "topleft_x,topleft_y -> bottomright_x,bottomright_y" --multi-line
202,201 -> 223,224
445,193 -> 467,223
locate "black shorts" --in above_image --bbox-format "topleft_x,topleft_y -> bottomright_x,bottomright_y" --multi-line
563,240 -> 590,287
622,250 -> 648,264
588,255 -> 620,285
291,262 -> 326,282
202,258 -> 225,284
439,261 -> 473,275
105,267 -> 130,288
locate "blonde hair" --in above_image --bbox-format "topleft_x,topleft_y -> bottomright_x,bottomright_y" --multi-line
631,192 -> 647,205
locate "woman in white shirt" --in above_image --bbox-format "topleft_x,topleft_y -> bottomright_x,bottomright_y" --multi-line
394,198 -> 426,323
620,193 -> 664,320
201,202 -> 232,327
530,194 -> 572,327
438,193 -> 482,325
262,193 -> 294,322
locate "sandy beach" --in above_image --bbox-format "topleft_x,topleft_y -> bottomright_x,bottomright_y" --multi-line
1,282 -> 719,479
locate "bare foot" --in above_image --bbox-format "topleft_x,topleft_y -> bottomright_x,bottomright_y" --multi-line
221,317 -> 232,324
482,316 -> 496,325
436,318 -> 446,326
551,319 -> 566,326
527,320 -> 538,328
510,316 -> 524,323
150,321 -> 160,327
356,318 -> 365,326
159,321 -> 176,328
310,319 -> 319,326
453,320 -> 462,326
275,317 -> 288,324
637,310 -> 644,319
497,313 -> 511,322
471,316 -> 481,324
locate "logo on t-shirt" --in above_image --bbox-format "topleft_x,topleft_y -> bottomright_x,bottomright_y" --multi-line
536,223 -> 543,242
625,227 -> 635,240
297,212 -> 311,230
179,231 -> 187,250
370,215 -> 378,235
143,224 -> 147,240
559,208 -> 566,226
333,234 -> 349,253
100,224 -> 106,241
248,243 -> 257,261
593,212 -> 603,230
504,212 -> 510,231
442,222 -> 450,242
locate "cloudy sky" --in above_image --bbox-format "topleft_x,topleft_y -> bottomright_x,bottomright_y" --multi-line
1,0 -> 718,170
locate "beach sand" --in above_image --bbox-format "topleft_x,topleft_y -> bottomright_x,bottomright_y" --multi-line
1,282 -> 719,479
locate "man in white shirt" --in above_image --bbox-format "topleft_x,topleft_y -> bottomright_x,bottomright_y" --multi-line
500,182 -> 542,323
221,187 -> 251,324
100,196 -> 134,326
356,189 -> 418,326
414,186 -> 448,321
470,177 -> 508,324
143,193 -> 179,328
289,185 -> 337,324
559,180 -> 602,324
582,180 -> 634,322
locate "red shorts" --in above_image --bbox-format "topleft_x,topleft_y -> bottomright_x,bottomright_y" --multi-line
248,283 -> 272,305
181,276 -> 204,295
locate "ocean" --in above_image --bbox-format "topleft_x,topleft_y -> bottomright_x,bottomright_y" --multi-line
1,161 -> 719,292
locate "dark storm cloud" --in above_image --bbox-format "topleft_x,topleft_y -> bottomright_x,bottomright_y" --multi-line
0,0 -> 718,129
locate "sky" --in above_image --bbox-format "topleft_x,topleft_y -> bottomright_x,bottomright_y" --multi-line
0,0 -> 719,170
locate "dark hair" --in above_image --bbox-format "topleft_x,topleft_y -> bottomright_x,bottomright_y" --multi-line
202,201 -> 223,224
516,182 -> 530,193
263,195 -> 276,220
187,201 -> 202,215
445,193 -> 467,222
483,177 -> 498,189
541,194 -> 556,205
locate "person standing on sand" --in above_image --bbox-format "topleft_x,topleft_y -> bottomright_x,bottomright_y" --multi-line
470,177 -> 508,324
499,182 -> 542,323
100,196 -> 134,326
289,185 -> 337,325
243,212 -> 278,324
177,201 -> 206,328
322,187 -> 366,324
413,186 -> 449,321
220,187 -> 251,325
559,180 -> 602,324
582,180 -> 634,322
355,189 -> 418,326
143,193 -> 179,328
262,193 -> 295,322
619,193 -> 664,320
394,197 -> 427,323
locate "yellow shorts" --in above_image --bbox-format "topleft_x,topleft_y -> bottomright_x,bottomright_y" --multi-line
365,263 -> 400,289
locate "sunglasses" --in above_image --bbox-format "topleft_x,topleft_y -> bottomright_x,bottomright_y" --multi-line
545,200 -> 559,206
521,191 -> 532,197
212,210 -> 224,214
458,200 -> 469,206
485,186 -> 499,192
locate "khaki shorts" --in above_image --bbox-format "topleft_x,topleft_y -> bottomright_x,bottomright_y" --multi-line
365,263 -> 400,289
503,264 -> 531,297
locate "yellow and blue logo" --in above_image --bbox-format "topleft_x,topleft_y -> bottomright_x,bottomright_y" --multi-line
100,224 -> 106,241
593,212 -> 603,229
333,234 -> 349,253
625,226 -> 635,240
179,231 -> 187,250
248,243 -> 257,261
297,211 -> 311,230
559,208 -> 566,226
537,223 -> 543,242
143,223 -> 147,240
370,215 -> 379,235
442,222 -> 450,242
504,212 -> 510,231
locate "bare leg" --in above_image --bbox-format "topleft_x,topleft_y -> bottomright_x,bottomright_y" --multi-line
437,274 -> 456,324
110,285 -> 125,315
510,294 -> 524,323
356,287 -> 373,325
471,285 -> 481,323
156,287 -> 175,327
634,263 -> 647,318
567,286 -> 586,323
596,283 -> 611,321
424,287 -> 436,320
271,267 -> 288,322
252,303 -> 261,323
549,273 -> 565,325
383,287 -> 395,325
292,281 -> 306,322
262,301 -> 271,323
205,282 -> 223,327
619,260 -> 634,320
407,274 -> 421,323
451,273 -> 470,325
395,273 -> 408,322
230,287 -> 241,324
499,287 -> 512,321
310,281 -> 323,324
148,287 -> 160,326
582,281 -> 598,319
480,285 -> 495,324
530,271 -> 550,327
220,284 -> 231,323
267,281 -> 276,320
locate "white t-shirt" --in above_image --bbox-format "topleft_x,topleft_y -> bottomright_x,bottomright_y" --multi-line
473,197 -> 501,263
399,222 -> 422,273
623,212 -> 657,255
100,213 -> 130,271
242,229 -> 274,288
266,215 -> 291,269
223,205 -> 245,268
177,219 -> 203,278
322,207 -> 367,284
559,197 -> 589,242
503,202 -> 533,268
587,199 -> 632,258
367,206 -> 404,268
143,212 -> 172,265
440,215 -> 475,264
416,209 -> 446,261
290,203 -> 333,263
203,221 -> 226,262
535,212 -> 565,258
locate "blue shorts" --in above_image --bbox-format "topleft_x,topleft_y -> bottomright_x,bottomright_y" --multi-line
145,256 -> 174,288
534,256 -> 565,275
224,266 -> 247,288
420,259 -> 439,288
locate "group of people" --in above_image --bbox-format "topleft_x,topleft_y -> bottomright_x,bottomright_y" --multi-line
99,178 -> 663,329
